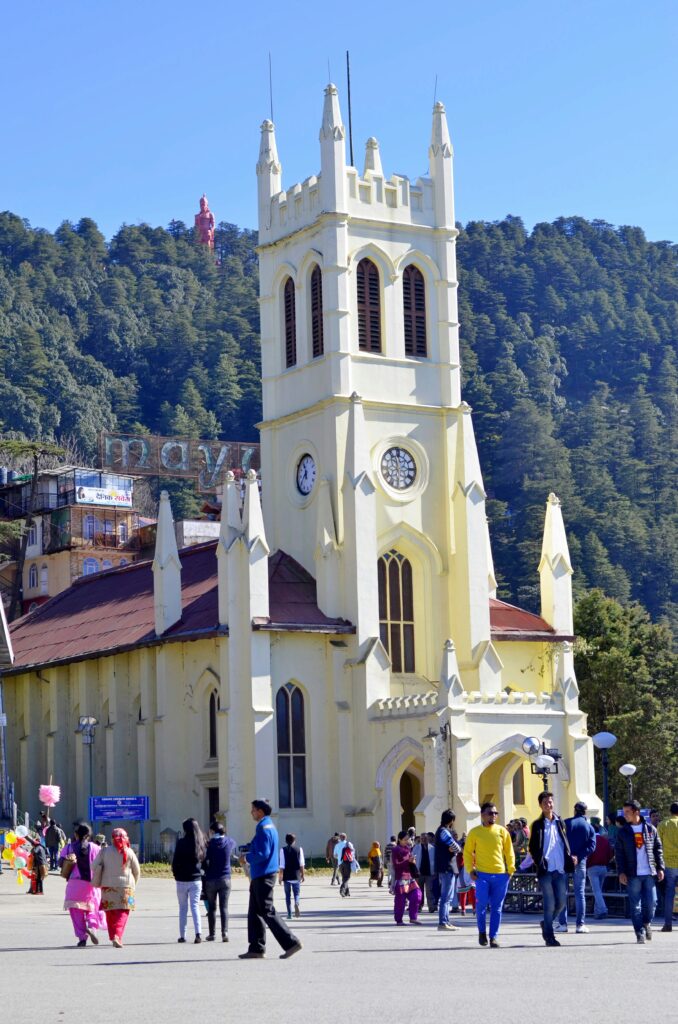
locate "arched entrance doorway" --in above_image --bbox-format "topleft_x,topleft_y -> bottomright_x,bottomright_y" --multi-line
400,770 -> 422,831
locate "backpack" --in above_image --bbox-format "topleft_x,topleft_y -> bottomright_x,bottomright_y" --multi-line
341,842 -> 354,863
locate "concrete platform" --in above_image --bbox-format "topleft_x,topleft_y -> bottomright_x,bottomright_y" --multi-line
0,870 -> 675,1020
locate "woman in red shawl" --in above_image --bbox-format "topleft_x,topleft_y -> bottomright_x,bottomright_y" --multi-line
91,828 -> 140,947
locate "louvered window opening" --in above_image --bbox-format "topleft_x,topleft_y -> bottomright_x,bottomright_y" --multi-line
403,265 -> 427,356
378,549 -> 415,673
357,258 -> 381,352
310,265 -> 324,358
284,277 -> 297,368
276,683 -> 307,808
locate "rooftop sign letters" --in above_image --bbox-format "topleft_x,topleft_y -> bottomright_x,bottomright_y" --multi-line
100,433 -> 261,493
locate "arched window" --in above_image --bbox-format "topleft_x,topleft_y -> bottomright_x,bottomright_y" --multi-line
28,564 -> 38,589
102,559 -> 113,570
310,264 -> 324,358
83,557 -> 99,576
276,683 -> 307,808
378,550 -> 415,672
283,276 -> 297,368
209,690 -> 219,759
357,257 -> 381,352
84,514 -> 97,540
39,565 -> 48,594
403,265 -> 427,357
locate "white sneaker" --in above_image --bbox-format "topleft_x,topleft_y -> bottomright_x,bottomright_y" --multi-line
554,922 -> 568,933
576,925 -> 590,934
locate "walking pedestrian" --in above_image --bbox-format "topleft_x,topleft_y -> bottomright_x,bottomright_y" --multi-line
336,833 -> 355,897
45,819 -> 65,871
658,802 -> 678,931
587,824 -> 614,919
29,838 -> 48,894
203,820 -> 236,942
91,828 -> 140,948
412,832 -> 436,911
367,841 -> 384,887
529,791 -> 575,947
326,831 -> 340,885
61,823 -> 105,947
434,809 -> 461,932
464,802 -> 515,947
555,802 -> 596,934
172,817 -> 207,944
279,832 -> 305,919
392,831 -> 421,925
238,799 -> 302,960
616,799 -> 665,944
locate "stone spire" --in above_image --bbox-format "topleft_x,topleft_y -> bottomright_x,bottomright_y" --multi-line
363,137 -> 383,177
342,393 -> 378,645
257,119 -> 282,229
539,492 -> 574,634
429,101 -> 455,228
152,490 -> 182,636
319,84 -> 347,212
216,472 -> 242,627
242,470 -> 270,620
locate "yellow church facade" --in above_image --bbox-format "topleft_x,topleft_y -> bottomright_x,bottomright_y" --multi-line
1,87 -> 599,852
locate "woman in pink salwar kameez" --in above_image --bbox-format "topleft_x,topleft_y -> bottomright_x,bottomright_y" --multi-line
61,824 -> 105,947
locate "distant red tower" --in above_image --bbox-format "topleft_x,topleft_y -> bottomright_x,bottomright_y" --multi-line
195,193 -> 215,249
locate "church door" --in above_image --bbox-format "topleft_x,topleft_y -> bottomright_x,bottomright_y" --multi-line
400,770 -> 422,831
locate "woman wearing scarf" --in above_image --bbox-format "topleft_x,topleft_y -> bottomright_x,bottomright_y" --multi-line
367,841 -> 384,887
92,827 -> 140,947
61,823 -> 105,947
391,830 -> 422,925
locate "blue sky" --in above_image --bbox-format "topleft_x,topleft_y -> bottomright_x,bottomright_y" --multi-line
2,2 -> 677,242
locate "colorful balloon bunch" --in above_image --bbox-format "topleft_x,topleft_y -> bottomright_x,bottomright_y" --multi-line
1,826 -> 33,885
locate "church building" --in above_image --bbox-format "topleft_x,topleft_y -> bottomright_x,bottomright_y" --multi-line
0,87 -> 600,851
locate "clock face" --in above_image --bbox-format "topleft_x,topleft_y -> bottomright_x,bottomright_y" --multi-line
380,446 -> 416,490
296,454 -> 317,496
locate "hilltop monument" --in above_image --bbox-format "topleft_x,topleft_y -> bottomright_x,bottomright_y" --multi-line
195,193 -> 215,248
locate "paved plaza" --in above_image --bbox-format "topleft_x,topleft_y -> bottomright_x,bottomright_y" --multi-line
1,871 -> 676,1020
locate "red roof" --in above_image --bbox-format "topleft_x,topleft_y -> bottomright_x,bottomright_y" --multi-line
7,542 -> 353,675
6,545 -> 565,676
489,597 -> 571,642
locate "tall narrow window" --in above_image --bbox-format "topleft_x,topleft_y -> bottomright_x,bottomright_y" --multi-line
276,683 -> 307,808
209,691 -> 218,759
378,550 -> 415,672
357,258 -> 381,352
284,276 -> 297,368
28,564 -> 38,589
403,265 -> 427,356
39,565 -> 48,594
310,264 -> 324,357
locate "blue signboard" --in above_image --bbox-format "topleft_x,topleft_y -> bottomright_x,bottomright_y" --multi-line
89,795 -> 150,821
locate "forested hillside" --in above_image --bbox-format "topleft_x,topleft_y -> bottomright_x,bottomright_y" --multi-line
0,212 -> 676,634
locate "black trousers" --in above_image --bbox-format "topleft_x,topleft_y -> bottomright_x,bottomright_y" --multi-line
205,877 -> 231,936
339,862 -> 352,895
247,873 -> 298,953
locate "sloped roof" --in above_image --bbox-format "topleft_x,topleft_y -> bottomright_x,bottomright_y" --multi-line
4,544 -> 566,677
489,597 -> 572,642
6,541 -> 353,675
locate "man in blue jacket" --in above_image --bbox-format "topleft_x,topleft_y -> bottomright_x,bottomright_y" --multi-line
238,799 -> 302,960
555,801 -> 596,934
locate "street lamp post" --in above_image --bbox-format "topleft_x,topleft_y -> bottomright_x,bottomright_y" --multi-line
619,763 -> 637,801
522,737 -> 562,792
592,731 -> 617,824
77,716 -> 98,808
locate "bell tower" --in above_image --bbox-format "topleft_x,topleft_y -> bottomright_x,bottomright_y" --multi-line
257,86 -> 498,693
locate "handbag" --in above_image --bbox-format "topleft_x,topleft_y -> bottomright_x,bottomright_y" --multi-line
60,854 -> 76,879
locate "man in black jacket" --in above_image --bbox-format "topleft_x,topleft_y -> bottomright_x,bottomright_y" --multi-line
529,791 -> 576,947
615,800 -> 665,944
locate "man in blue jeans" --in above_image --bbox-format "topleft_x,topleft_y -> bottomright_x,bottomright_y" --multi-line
529,791 -> 576,947
434,809 -> 461,932
615,799 -> 665,944
555,801 -> 596,934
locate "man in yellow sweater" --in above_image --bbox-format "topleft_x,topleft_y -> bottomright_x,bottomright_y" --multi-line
464,802 -> 516,948
658,802 -> 678,931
